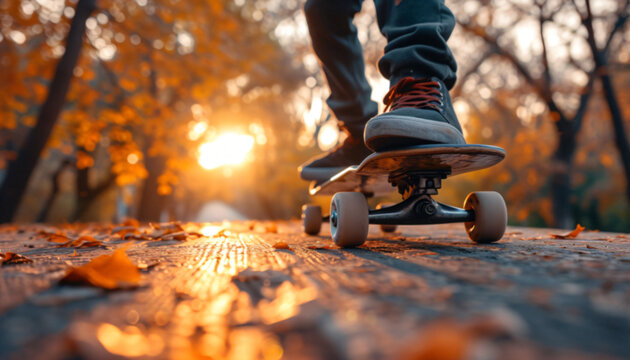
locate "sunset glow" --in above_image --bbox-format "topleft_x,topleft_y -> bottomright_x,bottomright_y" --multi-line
198,133 -> 255,170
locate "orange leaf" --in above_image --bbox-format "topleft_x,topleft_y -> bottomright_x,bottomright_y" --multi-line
46,233 -> 72,243
1,252 -> 33,265
121,218 -> 140,227
307,245 -> 333,250
60,248 -> 141,289
550,224 -> 585,239
273,242 -> 292,251
265,223 -> 278,233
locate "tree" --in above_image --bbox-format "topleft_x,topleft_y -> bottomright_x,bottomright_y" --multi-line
451,0 -> 629,227
0,0 -> 96,223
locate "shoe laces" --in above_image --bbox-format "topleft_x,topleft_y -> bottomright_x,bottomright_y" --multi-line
383,77 -> 442,112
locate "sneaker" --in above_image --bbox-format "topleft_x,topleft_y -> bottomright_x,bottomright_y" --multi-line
299,135 -> 372,182
364,77 -> 465,151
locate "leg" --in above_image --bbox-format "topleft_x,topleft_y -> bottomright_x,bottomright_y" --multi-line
299,0 -> 376,182
304,0 -> 378,137
364,0 -> 464,151
373,0 -> 457,89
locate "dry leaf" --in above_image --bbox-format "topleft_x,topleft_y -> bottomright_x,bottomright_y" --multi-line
400,319 -> 472,360
265,223 -> 278,233
45,233 -> 72,243
57,235 -> 104,248
72,250 -> 78,257
137,261 -> 160,271
550,224 -> 585,239
213,229 -> 231,238
60,248 -> 141,289
0,252 -> 33,265
307,245 -> 333,250
161,232 -> 187,241
273,241 -> 292,251
112,226 -> 139,238
121,218 -> 140,227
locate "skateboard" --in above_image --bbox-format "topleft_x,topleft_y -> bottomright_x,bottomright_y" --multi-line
301,144 -> 507,247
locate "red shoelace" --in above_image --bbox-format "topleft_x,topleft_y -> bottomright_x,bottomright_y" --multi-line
383,77 -> 442,112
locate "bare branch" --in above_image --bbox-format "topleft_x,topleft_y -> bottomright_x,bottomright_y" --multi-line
452,50 -> 494,99
538,3 -> 553,99
603,0 -> 630,53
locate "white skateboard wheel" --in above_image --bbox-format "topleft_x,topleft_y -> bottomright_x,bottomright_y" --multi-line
302,204 -> 322,235
376,202 -> 397,233
463,191 -> 507,243
330,192 -> 369,247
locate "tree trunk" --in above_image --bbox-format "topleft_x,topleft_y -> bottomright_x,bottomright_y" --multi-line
72,165 -> 116,222
136,153 -> 168,221
551,124 -> 576,229
0,0 -> 96,223
37,159 -> 72,222
599,72 -> 630,204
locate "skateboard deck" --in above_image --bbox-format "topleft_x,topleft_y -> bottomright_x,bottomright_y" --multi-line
310,144 -> 505,196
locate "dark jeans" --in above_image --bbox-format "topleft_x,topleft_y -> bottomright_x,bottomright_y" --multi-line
304,0 -> 457,137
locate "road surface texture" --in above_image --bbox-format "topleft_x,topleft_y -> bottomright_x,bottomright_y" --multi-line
1,221 -> 629,360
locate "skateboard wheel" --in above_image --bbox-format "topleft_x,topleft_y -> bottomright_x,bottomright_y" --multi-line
330,192 -> 369,247
376,202 -> 397,233
463,191 -> 507,243
302,204 -> 322,235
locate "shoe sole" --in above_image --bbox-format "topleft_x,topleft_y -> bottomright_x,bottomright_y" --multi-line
364,115 -> 465,151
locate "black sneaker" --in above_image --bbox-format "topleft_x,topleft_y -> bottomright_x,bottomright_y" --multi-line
364,77 -> 465,151
299,135 -> 372,182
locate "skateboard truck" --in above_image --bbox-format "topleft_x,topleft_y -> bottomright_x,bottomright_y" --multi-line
369,170 -> 474,226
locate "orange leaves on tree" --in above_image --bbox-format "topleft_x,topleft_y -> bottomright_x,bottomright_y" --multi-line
119,78 -> 137,92
1,252 -> 33,266
76,151 -> 94,169
60,248 -> 141,289
550,224 -> 586,239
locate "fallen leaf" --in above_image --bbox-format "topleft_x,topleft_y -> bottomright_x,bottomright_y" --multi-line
307,245 -> 333,250
586,245 -> 597,249
72,250 -> 78,257
272,241 -> 292,251
60,248 -> 141,289
265,223 -> 278,233
46,233 -> 72,243
137,261 -> 160,271
0,252 -> 33,265
121,218 -> 140,227
212,229 -> 231,238
57,235 -> 104,248
399,319 -> 472,360
161,232 -> 187,241
550,224 -> 585,239
111,226 -> 139,238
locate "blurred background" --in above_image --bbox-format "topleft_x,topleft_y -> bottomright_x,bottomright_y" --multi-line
0,0 -> 628,231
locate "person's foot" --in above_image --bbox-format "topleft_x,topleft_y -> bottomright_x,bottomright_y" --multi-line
364,77 -> 465,151
299,135 -> 372,182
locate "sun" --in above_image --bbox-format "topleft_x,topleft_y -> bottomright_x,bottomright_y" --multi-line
198,132 -> 255,170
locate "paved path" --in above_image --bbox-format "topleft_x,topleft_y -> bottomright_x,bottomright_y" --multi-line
1,221 -> 629,359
